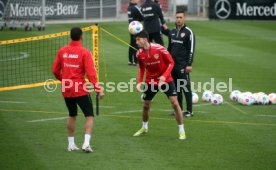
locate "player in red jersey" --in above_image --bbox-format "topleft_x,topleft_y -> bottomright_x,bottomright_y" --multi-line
52,27 -> 104,152
133,30 -> 186,140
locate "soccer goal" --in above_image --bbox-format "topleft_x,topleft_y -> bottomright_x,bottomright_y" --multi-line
0,0 -> 46,31
0,25 -> 99,91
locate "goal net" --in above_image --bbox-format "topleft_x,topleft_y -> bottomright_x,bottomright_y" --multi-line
0,25 -> 99,91
1,0 -> 47,31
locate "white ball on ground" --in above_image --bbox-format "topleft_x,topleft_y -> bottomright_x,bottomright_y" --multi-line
230,90 -> 241,102
243,91 -> 253,97
237,92 -> 245,104
268,93 -> 276,104
256,94 -> 269,105
252,93 -> 260,104
253,92 -> 266,101
202,91 -> 213,102
192,92 -> 199,104
211,94 -> 223,105
239,93 -> 255,106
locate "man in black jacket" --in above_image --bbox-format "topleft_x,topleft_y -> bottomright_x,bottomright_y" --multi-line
167,11 -> 195,117
128,0 -> 143,65
141,0 -> 167,45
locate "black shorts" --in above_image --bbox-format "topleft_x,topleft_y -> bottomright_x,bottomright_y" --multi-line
64,94 -> 94,117
142,82 -> 177,101
149,32 -> 164,46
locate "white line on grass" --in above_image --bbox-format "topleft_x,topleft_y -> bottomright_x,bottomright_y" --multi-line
195,111 -> 208,113
157,109 -> 208,113
214,54 -> 244,57
98,106 -> 116,108
0,52 -> 29,62
157,109 -> 172,112
156,103 -> 211,112
112,109 -> 171,114
193,103 -> 211,107
109,103 -> 211,114
104,114 -> 276,127
1,108 -> 273,127
28,117 -> 67,123
111,109 -> 208,114
256,115 -> 276,118
0,100 -> 26,104
112,110 -> 142,114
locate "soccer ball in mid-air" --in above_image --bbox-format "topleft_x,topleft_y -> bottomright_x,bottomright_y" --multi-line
230,90 -> 241,101
192,92 -> 199,104
211,94 -> 223,105
202,91 -> 213,102
128,21 -> 143,35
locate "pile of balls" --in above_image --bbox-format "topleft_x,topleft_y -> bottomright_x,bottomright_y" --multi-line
201,91 -> 223,106
230,90 -> 276,106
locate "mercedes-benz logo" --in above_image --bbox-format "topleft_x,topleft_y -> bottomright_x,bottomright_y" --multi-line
0,1 -> 5,20
215,0 -> 231,19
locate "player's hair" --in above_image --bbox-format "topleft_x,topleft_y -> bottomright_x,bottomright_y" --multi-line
70,27 -> 83,41
176,10 -> 185,15
135,30 -> 149,41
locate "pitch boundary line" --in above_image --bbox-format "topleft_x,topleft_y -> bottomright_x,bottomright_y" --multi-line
28,117 -> 67,123
0,108 -> 274,127
104,114 -> 275,127
0,52 -> 29,62
0,100 -> 26,104
0,109 -> 67,115
111,109 -> 207,114
112,110 -> 142,114
96,105 -> 116,109
224,101 -> 247,114
256,115 -> 276,118
193,103 -> 211,107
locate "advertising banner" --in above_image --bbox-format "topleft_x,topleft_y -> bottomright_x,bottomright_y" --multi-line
209,0 -> 276,20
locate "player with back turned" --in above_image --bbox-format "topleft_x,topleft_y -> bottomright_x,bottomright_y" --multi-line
52,27 -> 104,153
141,0 -> 167,45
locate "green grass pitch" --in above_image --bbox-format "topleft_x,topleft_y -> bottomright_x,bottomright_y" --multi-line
0,20 -> 276,170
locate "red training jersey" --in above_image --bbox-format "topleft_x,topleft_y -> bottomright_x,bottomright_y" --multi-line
52,41 -> 101,97
136,43 -> 174,85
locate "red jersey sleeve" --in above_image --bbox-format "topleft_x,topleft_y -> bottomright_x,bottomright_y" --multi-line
52,50 -> 62,81
83,50 -> 102,93
137,50 -> 145,84
161,48 -> 174,79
